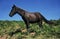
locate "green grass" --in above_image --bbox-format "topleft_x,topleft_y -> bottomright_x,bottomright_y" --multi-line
0,20 -> 60,39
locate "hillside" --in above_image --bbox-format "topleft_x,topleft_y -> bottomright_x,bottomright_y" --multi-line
0,19 -> 60,39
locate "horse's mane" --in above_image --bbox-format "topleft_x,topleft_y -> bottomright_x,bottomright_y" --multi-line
15,5 -> 26,12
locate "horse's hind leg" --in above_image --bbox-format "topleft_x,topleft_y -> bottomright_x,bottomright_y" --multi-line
38,20 -> 43,29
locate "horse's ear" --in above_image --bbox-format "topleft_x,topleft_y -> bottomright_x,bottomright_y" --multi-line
13,4 -> 16,7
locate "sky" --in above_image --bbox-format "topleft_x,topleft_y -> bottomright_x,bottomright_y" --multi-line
0,0 -> 60,20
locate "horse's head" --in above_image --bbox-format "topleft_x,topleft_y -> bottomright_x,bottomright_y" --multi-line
9,5 -> 17,17
9,5 -> 25,17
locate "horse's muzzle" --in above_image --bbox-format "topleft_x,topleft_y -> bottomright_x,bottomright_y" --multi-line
9,14 -> 12,17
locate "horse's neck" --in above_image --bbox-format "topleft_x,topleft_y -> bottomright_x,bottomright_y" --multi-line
17,9 -> 25,17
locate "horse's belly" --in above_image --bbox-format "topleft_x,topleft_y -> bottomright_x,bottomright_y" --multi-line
28,16 -> 37,22
29,20 -> 39,23
29,19 -> 39,23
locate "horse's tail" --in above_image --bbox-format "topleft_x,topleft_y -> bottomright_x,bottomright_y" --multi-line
43,18 -> 53,24
39,13 -> 54,24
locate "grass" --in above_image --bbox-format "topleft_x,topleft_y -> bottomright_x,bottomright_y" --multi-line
0,20 -> 60,39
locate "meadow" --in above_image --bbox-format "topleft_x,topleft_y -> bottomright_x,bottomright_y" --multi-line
0,19 -> 60,39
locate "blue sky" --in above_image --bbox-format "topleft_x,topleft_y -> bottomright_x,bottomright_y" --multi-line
0,0 -> 60,20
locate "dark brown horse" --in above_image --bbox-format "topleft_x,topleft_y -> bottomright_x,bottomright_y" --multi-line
9,5 -> 54,31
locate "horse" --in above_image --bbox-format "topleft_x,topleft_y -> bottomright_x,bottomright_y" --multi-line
9,5 -> 54,31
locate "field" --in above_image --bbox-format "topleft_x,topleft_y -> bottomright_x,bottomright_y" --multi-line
0,19 -> 60,39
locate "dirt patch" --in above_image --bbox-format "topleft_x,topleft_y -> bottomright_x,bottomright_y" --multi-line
0,34 -> 8,39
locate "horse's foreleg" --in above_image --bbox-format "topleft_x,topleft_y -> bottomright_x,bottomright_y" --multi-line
25,21 -> 30,31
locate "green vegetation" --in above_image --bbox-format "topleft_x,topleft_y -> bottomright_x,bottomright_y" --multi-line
0,19 -> 60,39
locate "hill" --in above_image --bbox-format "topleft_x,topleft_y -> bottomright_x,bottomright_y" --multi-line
0,19 -> 60,39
